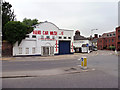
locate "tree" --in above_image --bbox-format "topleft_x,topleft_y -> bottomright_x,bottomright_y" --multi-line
2,1 -> 16,40
22,18 -> 39,26
4,21 -> 33,45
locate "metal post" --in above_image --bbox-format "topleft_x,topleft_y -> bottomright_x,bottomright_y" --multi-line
91,29 -> 98,50
81,57 -> 88,70
91,29 -> 98,37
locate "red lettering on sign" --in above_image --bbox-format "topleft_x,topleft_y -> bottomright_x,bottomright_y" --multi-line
33,30 -> 41,35
59,31 -> 64,35
45,31 -> 48,35
61,31 -> 63,35
50,31 -> 54,35
72,42 -> 73,52
54,31 -> 57,35
56,40 -> 57,52
38,31 -> 41,35
50,31 -> 57,35
33,30 -> 37,34
43,31 -> 48,35
43,31 -> 45,35
33,30 -> 58,35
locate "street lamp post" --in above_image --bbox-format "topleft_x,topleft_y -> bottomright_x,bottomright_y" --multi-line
91,29 -> 98,51
91,29 -> 98,37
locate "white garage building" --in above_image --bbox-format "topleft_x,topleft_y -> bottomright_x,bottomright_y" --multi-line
13,21 -> 74,56
73,30 -> 92,53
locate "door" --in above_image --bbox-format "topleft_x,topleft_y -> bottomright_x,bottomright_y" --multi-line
43,47 -> 49,56
42,46 -> 54,56
59,41 -> 70,55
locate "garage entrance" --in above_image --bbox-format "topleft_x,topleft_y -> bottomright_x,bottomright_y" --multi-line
59,41 -> 70,55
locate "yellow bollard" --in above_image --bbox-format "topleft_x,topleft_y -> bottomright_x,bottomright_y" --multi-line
81,57 -> 88,70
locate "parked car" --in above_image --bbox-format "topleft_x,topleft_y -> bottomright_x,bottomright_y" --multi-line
93,46 -> 97,51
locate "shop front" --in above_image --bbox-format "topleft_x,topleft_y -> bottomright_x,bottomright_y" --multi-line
13,21 -> 74,56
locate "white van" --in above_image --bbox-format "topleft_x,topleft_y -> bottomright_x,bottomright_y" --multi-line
81,44 -> 91,53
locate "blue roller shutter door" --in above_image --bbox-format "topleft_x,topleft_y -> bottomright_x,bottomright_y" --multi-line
59,41 -> 70,54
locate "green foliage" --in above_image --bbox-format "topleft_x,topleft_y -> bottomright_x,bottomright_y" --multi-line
4,21 -> 33,45
22,18 -> 39,26
108,46 -> 115,51
107,47 -> 110,50
2,1 -> 16,40
109,46 -> 115,49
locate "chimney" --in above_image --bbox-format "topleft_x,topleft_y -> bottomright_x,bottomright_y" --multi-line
75,30 -> 80,36
99,35 -> 101,37
94,34 -> 98,38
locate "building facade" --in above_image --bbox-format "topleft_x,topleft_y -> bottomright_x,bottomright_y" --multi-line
97,31 -> 116,50
13,21 -> 74,56
90,34 -> 98,48
97,27 -> 120,51
73,30 -> 92,53
116,26 -> 120,50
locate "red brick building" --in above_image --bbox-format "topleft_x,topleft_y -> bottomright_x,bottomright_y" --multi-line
116,26 -> 120,50
97,26 -> 120,51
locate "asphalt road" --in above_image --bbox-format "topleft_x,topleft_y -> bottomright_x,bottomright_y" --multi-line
2,58 -> 78,72
2,53 -> 119,88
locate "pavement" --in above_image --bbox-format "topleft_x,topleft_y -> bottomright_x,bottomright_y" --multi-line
0,50 -> 118,61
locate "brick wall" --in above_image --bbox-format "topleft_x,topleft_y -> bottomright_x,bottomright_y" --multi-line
116,26 -> 120,50
2,41 -> 12,56
97,33 -> 116,50
97,38 -> 103,50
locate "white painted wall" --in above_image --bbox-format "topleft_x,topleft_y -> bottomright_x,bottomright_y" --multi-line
73,40 -> 92,48
13,22 -> 74,56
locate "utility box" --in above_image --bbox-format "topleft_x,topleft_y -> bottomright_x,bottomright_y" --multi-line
81,57 -> 88,69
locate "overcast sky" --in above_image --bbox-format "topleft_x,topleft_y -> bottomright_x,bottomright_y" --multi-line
5,0 -> 119,37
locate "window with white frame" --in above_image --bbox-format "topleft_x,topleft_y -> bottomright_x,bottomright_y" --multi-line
52,36 -> 55,40
41,36 -> 44,39
19,47 -> 22,54
64,37 -> 67,39
59,36 -> 62,39
26,35 -> 29,38
26,48 -> 29,54
32,35 -> 36,38
32,47 -> 35,54
46,36 -> 50,39
68,37 -> 71,39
